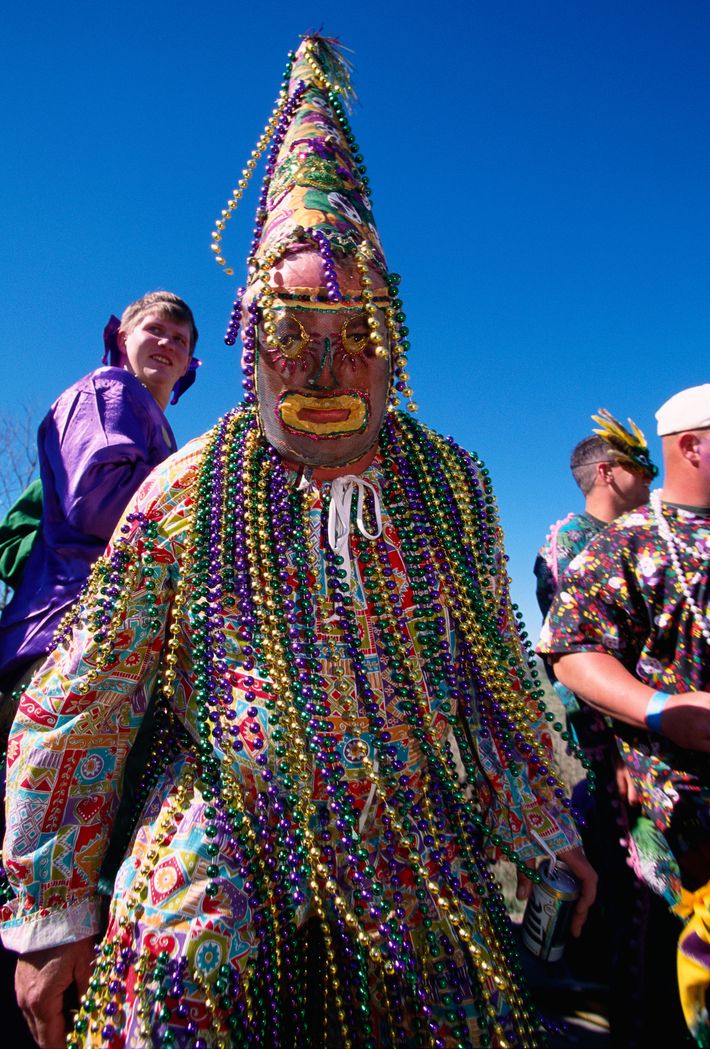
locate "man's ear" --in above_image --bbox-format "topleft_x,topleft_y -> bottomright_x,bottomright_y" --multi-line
597,461 -> 613,486
678,431 -> 700,464
116,328 -> 127,352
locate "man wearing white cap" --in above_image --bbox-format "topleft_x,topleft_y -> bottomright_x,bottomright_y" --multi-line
539,383 -> 710,1044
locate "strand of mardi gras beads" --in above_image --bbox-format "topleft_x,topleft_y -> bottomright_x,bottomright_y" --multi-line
297,493 -> 377,1048
241,438 -> 465,1044
246,415 -> 545,1040
650,488 -> 710,646
260,446 -> 408,1044
177,415 -> 279,1042
193,420 -> 306,1045
212,48 -> 298,278
438,431 -> 591,783
321,497 -> 534,1046
419,779 -> 538,1047
317,536 -> 446,1048
217,435 -> 290,1038
251,461 -> 389,1047
386,414 -> 588,807
67,765 -> 198,1047
288,487 -> 383,1049
281,472 -> 433,1043
355,529 -> 537,1045
381,419 -> 537,771
357,484 -> 540,1044
387,415 -> 586,827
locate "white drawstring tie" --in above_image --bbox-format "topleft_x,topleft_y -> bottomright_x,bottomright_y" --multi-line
327,475 -> 383,586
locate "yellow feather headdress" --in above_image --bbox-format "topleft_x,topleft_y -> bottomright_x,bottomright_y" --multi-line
591,408 -> 658,478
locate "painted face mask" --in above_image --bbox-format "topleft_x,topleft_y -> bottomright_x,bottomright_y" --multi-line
254,254 -> 391,469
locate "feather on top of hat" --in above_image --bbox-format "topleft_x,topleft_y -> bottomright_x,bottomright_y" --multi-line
296,34 -> 356,107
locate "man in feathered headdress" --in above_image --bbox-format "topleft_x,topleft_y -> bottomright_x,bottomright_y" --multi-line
2,36 -> 595,1048
540,385 -> 710,1045
534,409 -> 656,621
534,410 -> 656,1043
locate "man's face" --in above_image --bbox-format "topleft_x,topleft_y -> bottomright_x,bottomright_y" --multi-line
119,311 -> 192,406
254,252 -> 391,469
608,462 -> 652,513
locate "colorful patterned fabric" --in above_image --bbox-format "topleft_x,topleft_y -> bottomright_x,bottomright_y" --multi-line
536,508 -> 654,1043
534,511 -> 607,742
2,427 -> 580,1046
0,367 -> 177,691
0,479 -> 42,591
256,38 -> 387,272
677,882 -> 710,1046
539,502 -> 710,909
534,511 -> 605,620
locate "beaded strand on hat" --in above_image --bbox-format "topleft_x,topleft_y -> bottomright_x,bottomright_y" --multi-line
650,488 -> 710,646
212,48 -> 299,279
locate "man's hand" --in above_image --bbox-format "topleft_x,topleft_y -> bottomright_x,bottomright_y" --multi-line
558,845 -> 597,937
660,692 -> 710,752
516,845 -> 597,939
15,937 -> 96,1049
613,754 -> 639,806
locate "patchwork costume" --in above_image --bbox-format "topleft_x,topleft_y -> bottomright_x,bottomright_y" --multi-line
2,36 -> 587,1048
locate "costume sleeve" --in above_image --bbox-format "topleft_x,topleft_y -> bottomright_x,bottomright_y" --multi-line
0,472 -> 184,954
537,535 -> 643,664
460,677 -> 581,862
455,546 -> 581,862
48,373 -> 169,543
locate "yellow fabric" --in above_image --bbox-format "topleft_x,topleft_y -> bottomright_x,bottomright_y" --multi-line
675,882 -> 710,1044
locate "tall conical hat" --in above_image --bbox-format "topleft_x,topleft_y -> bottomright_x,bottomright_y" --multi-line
211,34 -> 417,413
255,38 -> 386,272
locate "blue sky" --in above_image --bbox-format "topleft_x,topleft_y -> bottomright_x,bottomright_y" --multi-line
2,1 -> 709,634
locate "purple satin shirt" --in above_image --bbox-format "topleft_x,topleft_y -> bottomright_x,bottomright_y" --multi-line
0,367 -> 177,690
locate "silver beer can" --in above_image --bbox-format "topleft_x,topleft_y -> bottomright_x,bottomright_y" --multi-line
520,859 -> 579,962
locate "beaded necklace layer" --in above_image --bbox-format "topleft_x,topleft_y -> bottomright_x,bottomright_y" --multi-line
56,404 -> 587,1044
650,488 -> 710,646
63,407 -> 584,1048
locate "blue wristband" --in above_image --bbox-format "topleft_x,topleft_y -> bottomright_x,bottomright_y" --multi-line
645,691 -> 672,734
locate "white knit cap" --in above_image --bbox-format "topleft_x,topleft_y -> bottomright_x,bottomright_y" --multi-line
656,384 -> 710,436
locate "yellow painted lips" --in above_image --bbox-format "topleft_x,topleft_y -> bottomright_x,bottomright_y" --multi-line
278,392 -> 369,437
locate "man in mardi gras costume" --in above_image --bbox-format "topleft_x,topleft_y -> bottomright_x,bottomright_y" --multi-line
535,412 -> 656,1044
2,36 -> 595,1048
534,411 -> 655,623
540,384 -> 710,1046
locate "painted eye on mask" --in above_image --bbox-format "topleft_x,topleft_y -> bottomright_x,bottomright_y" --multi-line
275,319 -> 310,360
341,317 -> 369,356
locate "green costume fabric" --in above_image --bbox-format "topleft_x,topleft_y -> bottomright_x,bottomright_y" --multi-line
0,479 -> 42,591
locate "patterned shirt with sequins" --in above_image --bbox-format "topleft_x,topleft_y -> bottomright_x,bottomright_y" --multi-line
539,501 -> 710,906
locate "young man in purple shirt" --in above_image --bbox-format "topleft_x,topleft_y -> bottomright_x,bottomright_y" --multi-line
0,291 -> 198,695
